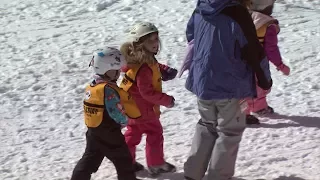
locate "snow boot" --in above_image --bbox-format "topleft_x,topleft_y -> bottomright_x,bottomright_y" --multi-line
133,162 -> 144,172
148,162 -> 176,177
255,106 -> 274,115
246,115 -> 260,125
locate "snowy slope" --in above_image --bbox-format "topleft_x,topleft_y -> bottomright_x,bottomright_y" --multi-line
0,0 -> 319,180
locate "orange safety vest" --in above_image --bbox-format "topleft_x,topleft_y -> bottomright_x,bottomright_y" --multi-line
120,63 -> 162,115
83,82 -> 141,128
256,20 -> 280,46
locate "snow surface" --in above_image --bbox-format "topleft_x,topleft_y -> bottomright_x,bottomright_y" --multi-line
0,0 -> 319,179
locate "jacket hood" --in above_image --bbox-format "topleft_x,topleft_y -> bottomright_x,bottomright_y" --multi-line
196,0 -> 239,20
251,11 -> 278,30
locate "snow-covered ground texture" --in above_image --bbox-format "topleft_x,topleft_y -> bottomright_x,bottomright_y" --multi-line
0,0 -> 319,179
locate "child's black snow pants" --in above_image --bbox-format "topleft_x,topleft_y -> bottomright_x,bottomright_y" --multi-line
71,128 -> 136,180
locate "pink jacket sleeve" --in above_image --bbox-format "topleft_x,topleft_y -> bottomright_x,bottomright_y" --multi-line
136,64 -> 173,106
264,24 -> 283,67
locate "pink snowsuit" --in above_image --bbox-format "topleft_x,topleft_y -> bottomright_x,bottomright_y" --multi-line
245,11 -> 284,114
122,64 -> 174,167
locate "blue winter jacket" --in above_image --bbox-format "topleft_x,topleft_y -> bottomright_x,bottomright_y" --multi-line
185,0 -> 272,100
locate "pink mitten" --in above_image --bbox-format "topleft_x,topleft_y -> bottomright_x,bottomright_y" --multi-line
277,63 -> 290,76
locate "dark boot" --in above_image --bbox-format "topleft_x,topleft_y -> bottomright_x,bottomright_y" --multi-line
133,162 -> 144,172
255,106 -> 274,115
148,162 -> 176,176
246,115 -> 260,125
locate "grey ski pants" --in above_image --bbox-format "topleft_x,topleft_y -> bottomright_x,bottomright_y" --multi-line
184,99 -> 246,180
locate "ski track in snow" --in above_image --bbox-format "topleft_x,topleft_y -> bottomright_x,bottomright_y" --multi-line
0,0 -> 319,179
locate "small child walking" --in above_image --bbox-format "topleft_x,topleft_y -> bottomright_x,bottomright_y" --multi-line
71,47 -> 140,180
119,22 -> 177,176
246,0 -> 290,124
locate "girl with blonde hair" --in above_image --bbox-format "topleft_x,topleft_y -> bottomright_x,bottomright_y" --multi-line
119,22 -> 177,177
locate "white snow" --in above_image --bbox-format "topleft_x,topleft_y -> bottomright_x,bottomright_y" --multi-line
0,0 -> 319,179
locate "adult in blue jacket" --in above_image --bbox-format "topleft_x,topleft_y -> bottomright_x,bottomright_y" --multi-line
184,0 -> 272,180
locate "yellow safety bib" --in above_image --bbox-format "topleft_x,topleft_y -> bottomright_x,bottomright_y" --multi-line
83,82 -> 141,128
120,63 -> 162,115
256,20 -> 280,46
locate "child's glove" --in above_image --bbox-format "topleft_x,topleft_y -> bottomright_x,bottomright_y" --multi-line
160,66 -> 178,81
166,97 -> 175,108
277,63 -> 290,76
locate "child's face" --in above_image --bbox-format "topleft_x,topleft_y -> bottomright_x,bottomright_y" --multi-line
143,33 -> 159,54
105,70 -> 120,81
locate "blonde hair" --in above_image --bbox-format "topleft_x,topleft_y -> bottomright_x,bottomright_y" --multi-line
120,33 -> 160,65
